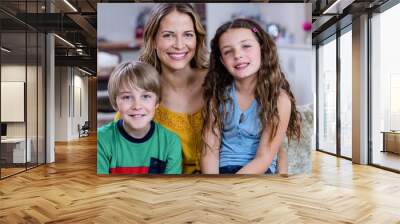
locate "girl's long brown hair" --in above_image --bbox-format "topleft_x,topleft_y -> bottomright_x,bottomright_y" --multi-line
202,18 -> 301,147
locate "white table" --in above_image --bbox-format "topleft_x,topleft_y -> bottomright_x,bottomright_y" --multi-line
1,138 -> 31,163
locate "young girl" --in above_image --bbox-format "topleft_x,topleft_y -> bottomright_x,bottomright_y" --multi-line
201,19 -> 301,174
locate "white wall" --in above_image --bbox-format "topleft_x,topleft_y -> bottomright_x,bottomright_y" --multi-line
206,3 -> 311,48
1,64 -> 46,164
98,3 -> 312,67
97,3 -> 314,106
206,3 -> 260,45
98,3 -> 150,43
1,65 -> 25,140
55,66 -> 68,141
98,3 -> 311,47
1,82 -> 25,122
54,67 -> 89,141
259,4 -> 311,46
1,65 -> 26,81
72,73 -> 89,138
278,47 -> 313,106
1,65 -> 33,138
206,3 -> 313,106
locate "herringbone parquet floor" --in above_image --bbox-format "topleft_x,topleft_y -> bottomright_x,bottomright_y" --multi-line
1,134 -> 400,223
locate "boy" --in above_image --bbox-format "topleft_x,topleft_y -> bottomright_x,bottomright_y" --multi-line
97,61 -> 182,174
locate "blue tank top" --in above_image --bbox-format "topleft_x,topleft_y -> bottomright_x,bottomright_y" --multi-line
219,83 -> 277,173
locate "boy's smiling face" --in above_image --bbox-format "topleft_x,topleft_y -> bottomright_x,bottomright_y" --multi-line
116,84 -> 158,139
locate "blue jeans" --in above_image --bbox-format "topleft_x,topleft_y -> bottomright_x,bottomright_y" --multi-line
219,165 -> 274,174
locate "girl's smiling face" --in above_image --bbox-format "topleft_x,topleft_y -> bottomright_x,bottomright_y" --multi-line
219,28 -> 261,81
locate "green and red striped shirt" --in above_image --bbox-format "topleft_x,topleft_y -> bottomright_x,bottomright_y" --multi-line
97,120 -> 182,174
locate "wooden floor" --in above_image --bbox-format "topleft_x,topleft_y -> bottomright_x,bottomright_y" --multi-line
1,135 -> 400,223
0,167 -> 26,178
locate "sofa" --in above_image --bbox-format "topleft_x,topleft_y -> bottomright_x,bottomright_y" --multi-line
278,104 -> 314,175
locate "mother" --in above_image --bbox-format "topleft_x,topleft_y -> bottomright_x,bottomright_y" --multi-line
139,3 -> 208,174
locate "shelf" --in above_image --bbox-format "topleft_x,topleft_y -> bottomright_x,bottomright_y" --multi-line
98,42 -> 141,52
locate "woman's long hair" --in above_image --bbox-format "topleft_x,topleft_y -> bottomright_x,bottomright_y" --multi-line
202,18 -> 301,148
139,3 -> 208,72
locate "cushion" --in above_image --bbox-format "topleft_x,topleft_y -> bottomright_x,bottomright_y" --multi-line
281,104 -> 313,175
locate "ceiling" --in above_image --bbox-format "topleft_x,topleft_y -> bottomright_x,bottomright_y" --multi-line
0,0 -> 393,74
310,0 -> 389,44
0,0 -> 99,73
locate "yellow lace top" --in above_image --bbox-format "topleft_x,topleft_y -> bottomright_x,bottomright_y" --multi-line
154,106 -> 202,174
114,106 -> 203,174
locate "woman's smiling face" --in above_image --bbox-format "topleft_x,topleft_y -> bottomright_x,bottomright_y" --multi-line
155,10 -> 197,72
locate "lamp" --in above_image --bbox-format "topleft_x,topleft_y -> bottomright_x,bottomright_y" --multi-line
78,67 -> 93,76
63,0 -> 78,12
54,34 -> 75,48
323,0 -> 355,15
1,47 -> 11,53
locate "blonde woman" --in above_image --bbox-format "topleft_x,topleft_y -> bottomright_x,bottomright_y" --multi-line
139,3 -> 208,174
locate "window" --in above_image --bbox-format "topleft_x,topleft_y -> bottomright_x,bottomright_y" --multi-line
339,29 -> 352,158
317,36 -> 337,154
370,2 -> 400,171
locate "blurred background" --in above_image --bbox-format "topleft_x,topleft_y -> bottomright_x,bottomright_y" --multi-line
97,3 -> 313,128
1,0 -> 399,179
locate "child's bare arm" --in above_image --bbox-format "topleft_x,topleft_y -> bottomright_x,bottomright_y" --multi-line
237,92 -> 291,174
201,120 -> 221,174
277,147 -> 288,175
